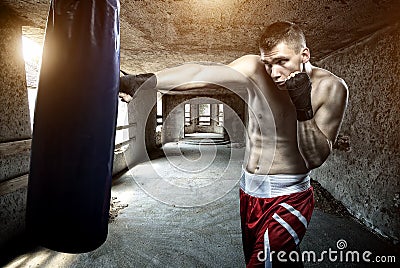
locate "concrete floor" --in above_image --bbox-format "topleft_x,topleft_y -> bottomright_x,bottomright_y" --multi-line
2,141 -> 399,267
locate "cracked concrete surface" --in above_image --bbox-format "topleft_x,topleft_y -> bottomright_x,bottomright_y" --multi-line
1,142 -> 399,267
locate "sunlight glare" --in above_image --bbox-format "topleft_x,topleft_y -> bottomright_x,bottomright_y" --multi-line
22,36 -> 42,62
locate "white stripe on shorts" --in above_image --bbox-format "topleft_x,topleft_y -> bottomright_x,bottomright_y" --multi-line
272,213 -> 300,245
279,202 -> 308,228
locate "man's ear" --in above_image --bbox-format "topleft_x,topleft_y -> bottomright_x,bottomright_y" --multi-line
301,47 -> 310,63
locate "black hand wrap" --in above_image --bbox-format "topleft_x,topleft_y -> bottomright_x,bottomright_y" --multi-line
119,73 -> 157,97
285,72 -> 313,121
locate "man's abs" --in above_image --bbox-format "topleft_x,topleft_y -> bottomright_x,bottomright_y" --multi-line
245,102 -> 309,175
246,139 -> 309,175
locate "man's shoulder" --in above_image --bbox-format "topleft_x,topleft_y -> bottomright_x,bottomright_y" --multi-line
311,67 -> 348,106
312,66 -> 348,91
228,54 -> 264,77
234,54 -> 264,66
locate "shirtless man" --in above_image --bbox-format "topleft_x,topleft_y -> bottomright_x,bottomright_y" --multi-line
119,21 -> 348,267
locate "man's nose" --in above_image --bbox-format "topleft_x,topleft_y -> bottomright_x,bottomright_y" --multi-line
270,66 -> 281,80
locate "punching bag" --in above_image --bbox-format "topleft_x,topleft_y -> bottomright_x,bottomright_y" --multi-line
26,0 -> 120,253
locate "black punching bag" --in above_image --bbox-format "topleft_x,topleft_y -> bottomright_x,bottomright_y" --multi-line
26,0 -> 120,253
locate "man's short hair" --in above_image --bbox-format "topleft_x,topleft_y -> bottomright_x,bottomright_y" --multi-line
259,21 -> 306,53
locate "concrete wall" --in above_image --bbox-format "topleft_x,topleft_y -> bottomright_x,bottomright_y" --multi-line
162,94 -> 185,143
114,88 -> 158,170
313,23 -> 400,243
0,6 -> 32,248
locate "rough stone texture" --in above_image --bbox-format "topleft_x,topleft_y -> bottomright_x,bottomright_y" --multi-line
3,1 -> 400,72
112,152 -> 126,176
313,23 -> 400,243
0,5 -> 32,248
0,188 -> 27,249
0,153 -> 30,183
0,6 -> 31,143
118,0 -> 400,74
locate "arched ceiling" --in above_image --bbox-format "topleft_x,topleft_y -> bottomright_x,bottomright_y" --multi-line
3,0 -> 400,73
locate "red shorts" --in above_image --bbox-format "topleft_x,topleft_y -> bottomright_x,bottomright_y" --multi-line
240,187 -> 314,267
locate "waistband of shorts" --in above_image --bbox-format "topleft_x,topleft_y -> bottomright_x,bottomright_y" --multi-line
240,168 -> 311,198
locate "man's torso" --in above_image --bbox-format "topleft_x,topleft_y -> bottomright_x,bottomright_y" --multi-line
234,55 -> 335,175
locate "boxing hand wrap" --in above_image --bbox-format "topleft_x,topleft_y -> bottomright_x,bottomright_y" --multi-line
285,72 -> 314,121
119,73 -> 157,97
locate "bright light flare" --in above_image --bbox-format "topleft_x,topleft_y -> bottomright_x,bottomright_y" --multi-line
22,36 -> 43,62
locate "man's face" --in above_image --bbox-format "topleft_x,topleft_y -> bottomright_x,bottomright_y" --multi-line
260,42 -> 303,89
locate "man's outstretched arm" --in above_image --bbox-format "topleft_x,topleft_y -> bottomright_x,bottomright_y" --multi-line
119,55 -> 258,102
155,60 -> 253,92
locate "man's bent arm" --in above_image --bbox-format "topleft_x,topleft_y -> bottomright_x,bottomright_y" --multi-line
297,119 -> 332,169
297,80 -> 348,169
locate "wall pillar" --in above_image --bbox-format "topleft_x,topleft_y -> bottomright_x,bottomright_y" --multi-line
162,94 -> 184,144
211,103 -> 219,128
0,6 -> 32,248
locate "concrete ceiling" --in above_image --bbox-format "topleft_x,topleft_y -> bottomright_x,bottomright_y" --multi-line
2,0 -> 400,73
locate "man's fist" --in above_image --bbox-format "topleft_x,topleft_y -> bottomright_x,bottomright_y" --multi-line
285,71 -> 313,121
119,73 -> 157,103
